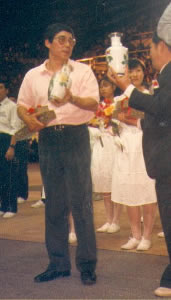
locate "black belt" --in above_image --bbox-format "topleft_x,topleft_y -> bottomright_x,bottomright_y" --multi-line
42,123 -> 86,132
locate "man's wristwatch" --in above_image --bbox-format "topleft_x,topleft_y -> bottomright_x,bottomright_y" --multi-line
9,144 -> 15,149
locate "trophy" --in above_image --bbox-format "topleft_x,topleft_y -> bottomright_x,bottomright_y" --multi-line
48,64 -> 73,101
106,32 -> 128,75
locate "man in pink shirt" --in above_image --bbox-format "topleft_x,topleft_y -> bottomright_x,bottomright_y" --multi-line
17,23 -> 99,285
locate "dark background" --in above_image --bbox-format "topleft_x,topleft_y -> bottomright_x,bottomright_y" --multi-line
0,0 -> 170,59
0,0 -> 170,98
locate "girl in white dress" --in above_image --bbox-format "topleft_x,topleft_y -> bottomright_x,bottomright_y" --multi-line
111,59 -> 157,250
89,76 -> 122,233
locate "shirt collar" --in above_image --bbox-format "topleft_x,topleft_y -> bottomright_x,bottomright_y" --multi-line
40,60 -> 50,74
160,64 -> 167,74
40,59 -> 74,74
0,97 -> 9,105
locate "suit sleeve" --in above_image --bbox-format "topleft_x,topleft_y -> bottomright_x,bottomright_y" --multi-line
129,85 -> 171,119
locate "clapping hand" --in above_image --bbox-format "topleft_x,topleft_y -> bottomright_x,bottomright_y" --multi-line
51,88 -> 72,107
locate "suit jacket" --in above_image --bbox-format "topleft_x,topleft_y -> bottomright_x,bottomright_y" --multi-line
129,62 -> 171,179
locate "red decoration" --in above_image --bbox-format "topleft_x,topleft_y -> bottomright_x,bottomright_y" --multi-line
27,105 -> 42,114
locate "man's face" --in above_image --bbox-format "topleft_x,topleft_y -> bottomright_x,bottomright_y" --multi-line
0,83 -> 8,102
45,31 -> 76,61
150,41 -> 161,71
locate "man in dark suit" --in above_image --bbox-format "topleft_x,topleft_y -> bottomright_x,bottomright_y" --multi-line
107,3 -> 171,297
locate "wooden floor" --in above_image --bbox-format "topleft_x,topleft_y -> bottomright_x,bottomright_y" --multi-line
0,163 -> 167,257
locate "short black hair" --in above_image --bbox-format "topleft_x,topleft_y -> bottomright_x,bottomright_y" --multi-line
98,74 -> 122,97
44,23 -> 75,43
128,58 -> 145,73
152,31 -> 162,45
152,30 -> 171,51
99,75 -> 116,87
0,78 -> 9,89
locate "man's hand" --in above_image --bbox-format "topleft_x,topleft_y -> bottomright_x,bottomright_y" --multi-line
107,66 -> 131,91
24,112 -> 45,132
51,88 -> 72,107
117,111 -> 138,126
117,112 -> 128,123
5,147 -> 15,161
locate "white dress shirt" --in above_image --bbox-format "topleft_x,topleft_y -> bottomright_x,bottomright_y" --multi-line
0,97 -> 21,135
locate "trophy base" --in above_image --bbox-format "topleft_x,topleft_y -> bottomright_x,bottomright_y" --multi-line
117,73 -> 125,77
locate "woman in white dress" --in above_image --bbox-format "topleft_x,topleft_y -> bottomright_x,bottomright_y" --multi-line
111,59 -> 157,250
89,76 -> 122,233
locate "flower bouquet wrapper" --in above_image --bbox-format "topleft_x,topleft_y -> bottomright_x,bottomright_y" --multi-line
113,97 -> 144,119
15,106 -> 56,141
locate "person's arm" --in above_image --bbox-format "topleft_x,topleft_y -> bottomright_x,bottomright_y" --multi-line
17,71 -> 45,132
108,66 -> 171,118
17,105 -> 45,132
70,64 -> 99,111
129,88 -> 171,119
70,93 -> 98,112
5,135 -> 16,161
50,89 -> 98,112
51,64 -> 99,112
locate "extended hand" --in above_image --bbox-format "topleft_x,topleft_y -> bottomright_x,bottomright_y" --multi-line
117,112 -> 127,123
107,66 -> 131,91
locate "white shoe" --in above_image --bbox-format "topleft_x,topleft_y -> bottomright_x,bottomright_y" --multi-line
154,287 -> 171,297
121,237 -> 141,250
158,231 -> 165,238
69,232 -> 77,243
0,211 -> 4,216
107,223 -> 120,233
31,200 -> 45,208
3,212 -> 16,218
96,223 -> 110,233
17,197 -> 25,204
136,237 -> 151,251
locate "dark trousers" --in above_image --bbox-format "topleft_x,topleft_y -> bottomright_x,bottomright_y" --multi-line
38,124 -> 97,273
15,141 -> 29,200
0,133 -> 17,213
155,177 -> 171,288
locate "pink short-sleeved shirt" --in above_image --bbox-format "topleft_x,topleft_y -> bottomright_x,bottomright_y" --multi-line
17,59 -> 99,126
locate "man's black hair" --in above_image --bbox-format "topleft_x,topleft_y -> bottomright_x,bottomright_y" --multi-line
0,77 -> 9,89
152,30 -> 171,51
44,23 -> 75,43
152,31 -> 162,45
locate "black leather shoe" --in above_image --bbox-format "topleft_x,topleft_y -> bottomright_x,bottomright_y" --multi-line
34,269 -> 71,283
81,271 -> 96,285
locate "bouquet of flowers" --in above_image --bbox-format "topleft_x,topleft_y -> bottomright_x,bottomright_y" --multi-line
15,106 -> 56,141
89,99 -> 123,149
89,98 -> 115,128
